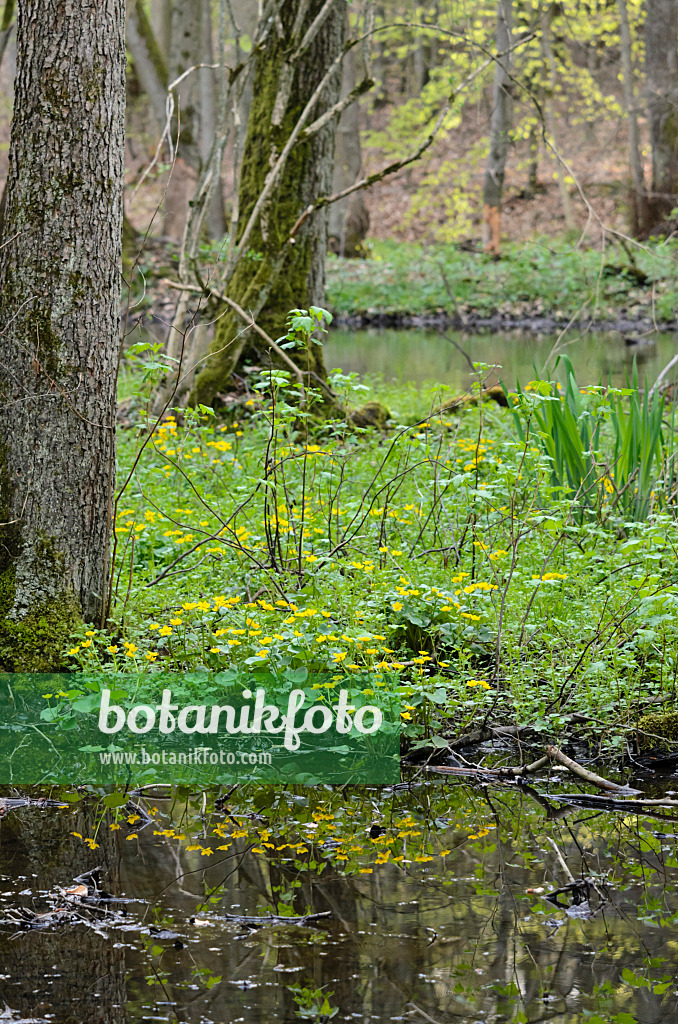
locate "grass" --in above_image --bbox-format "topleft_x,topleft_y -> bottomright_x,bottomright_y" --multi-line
61,353 -> 678,758
326,236 -> 678,322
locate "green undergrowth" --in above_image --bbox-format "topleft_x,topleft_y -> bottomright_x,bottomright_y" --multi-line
60,354 -> 678,758
326,237 -> 678,322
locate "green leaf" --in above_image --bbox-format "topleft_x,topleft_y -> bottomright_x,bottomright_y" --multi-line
102,793 -> 128,808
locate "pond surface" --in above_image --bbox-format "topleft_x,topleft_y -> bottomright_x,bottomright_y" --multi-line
2,774 -> 678,1023
324,328 -> 678,392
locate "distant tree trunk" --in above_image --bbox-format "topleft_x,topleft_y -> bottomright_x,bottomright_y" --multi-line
482,0 -> 513,255
199,0 -> 226,239
190,0 -> 347,411
164,0 -> 203,240
0,0 -> 14,71
644,0 -> 678,228
126,0 -> 168,133
150,0 -> 170,61
0,0 -> 125,670
526,123 -> 539,195
328,42 -> 370,257
617,0 -> 649,234
539,1 -> 575,231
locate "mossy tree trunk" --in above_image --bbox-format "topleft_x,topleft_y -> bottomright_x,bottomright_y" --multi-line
644,0 -> 678,228
0,0 -> 125,670
190,0 -> 346,410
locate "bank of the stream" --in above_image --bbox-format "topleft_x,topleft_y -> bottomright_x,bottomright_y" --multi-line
325,238 -> 678,329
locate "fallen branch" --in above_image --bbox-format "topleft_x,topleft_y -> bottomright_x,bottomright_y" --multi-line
198,910 -> 332,927
426,754 -> 549,779
551,792 -> 678,810
546,745 -> 640,794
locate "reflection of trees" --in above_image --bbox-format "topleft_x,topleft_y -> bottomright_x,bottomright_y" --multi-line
1,785 -> 677,1023
0,806 -> 127,1024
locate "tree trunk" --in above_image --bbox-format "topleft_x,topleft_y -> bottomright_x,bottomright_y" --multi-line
164,0 -> 203,241
482,0 -> 513,255
199,0 -> 226,239
617,0 -> 650,234
190,0 -> 347,411
0,0 -> 14,71
150,0 -> 170,61
539,2 -> 575,231
126,0 -> 168,133
644,0 -> 678,228
0,0 -> 125,670
328,40 -> 370,257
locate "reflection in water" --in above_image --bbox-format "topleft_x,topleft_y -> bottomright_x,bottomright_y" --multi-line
1,780 -> 678,1022
324,328 -> 678,392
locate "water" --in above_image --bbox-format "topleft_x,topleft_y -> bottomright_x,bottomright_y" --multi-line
2,776 -> 678,1022
324,328 -> 678,392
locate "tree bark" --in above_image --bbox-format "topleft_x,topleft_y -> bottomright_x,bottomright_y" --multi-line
644,0 -> 678,228
617,0 -> 649,234
482,0 -> 513,255
0,0 -> 14,71
190,0 -> 347,410
539,1 -> 574,231
199,0 -> 226,239
126,0 -> 169,133
328,39 -> 370,257
164,0 -> 203,240
0,0 -> 125,670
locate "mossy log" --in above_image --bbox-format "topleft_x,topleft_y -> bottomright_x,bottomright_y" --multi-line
637,709 -> 678,751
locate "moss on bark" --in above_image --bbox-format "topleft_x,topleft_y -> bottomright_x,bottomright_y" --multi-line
190,0 -> 344,412
0,567 -> 79,672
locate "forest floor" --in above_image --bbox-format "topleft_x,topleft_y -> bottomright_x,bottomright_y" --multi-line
65,362 -> 678,767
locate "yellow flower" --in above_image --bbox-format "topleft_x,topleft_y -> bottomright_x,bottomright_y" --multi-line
80,639 -> 92,648
391,601 -> 403,612
107,645 -> 118,654
145,651 -> 158,661
125,645 -> 138,657
158,626 -> 173,637
85,630 -> 96,637
67,648 -> 80,656
332,651 -> 347,662
209,647 -> 221,654
170,617 -> 183,626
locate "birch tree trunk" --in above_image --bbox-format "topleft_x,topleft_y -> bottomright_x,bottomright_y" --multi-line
190,0 -> 347,410
482,0 -> 513,255
644,0 -> 678,227
0,0 -> 125,670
